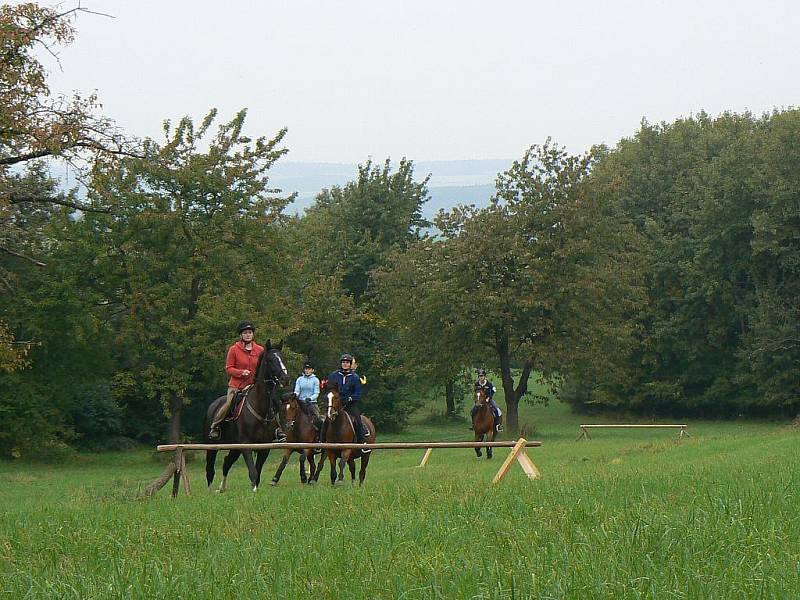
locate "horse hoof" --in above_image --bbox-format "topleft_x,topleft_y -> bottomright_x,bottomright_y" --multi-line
269,480 -> 278,486
252,486 -> 258,492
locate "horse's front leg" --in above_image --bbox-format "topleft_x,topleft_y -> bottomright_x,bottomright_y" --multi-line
487,429 -> 496,459
255,450 -> 270,487
270,449 -> 291,486
328,452 -> 337,486
242,449 -> 258,492
299,453 -> 308,484
474,432 -> 483,458
220,450 -> 241,493
347,458 -> 356,483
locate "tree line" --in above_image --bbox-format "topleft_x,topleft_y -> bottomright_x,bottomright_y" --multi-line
1,5 -> 798,456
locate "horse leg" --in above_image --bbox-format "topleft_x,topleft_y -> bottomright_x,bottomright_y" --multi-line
254,450 -> 269,488
358,453 -> 370,486
487,429 -> 496,459
242,449 -> 258,492
206,449 -> 218,489
219,450 -> 241,493
475,432 -> 483,458
298,453 -> 308,484
307,451 -> 317,484
328,452 -> 337,486
347,458 -> 356,484
270,450 -> 291,486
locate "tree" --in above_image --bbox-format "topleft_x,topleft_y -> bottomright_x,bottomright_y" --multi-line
0,3 -> 131,370
73,109 -> 292,442
383,141 -> 642,431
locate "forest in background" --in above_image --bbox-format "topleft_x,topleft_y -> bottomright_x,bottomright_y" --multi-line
1,4 -> 798,456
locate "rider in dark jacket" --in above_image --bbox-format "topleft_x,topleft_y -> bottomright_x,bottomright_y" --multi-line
326,353 -> 371,451
471,368 -> 503,432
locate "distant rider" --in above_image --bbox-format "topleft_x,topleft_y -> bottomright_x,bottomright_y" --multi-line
325,353 -> 371,452
294,361 -> 323,430
472,368 -> 503,432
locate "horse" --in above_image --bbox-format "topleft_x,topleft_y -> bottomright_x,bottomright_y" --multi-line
312,381 -> 376,486
472,387 -> 498,459
203,339 -> 290,492
269,393 -> 320,486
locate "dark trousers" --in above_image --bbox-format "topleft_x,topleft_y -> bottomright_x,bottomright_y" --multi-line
345,401 -> 368,442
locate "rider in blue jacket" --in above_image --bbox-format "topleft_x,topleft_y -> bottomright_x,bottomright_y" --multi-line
472,368 -> 503,432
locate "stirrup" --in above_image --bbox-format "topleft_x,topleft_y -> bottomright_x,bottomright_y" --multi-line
496,424 -> 503,432
209,428 -> 220,440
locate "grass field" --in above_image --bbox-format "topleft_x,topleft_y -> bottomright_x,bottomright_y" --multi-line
1,399 -> 798,599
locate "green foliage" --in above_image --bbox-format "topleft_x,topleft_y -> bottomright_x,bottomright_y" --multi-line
576,110 -> 800,416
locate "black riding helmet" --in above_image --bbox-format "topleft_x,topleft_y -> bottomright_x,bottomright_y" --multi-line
340,353 -> 354,362
478,368 -> 487,376
238,320 -> 256,333
303,361 -> 314,369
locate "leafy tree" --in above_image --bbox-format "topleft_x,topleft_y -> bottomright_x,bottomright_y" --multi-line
0,3 -> 130,370
71,109 -> 292,442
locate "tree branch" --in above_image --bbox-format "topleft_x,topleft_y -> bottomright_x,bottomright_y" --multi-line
0,245 -> 46,267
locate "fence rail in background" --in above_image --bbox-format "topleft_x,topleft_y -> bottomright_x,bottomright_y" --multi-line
148,438 -> 542,498
576,424 -> 689,441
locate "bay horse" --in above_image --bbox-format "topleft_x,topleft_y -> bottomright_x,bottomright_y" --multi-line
269,393 -> 320,486
472,388 -> 498,459
312,381 -> 376,486
203,339 -> 290,492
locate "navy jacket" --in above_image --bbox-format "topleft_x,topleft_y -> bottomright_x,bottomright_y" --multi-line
328,369 -> 362,403
475,379 -> 496,400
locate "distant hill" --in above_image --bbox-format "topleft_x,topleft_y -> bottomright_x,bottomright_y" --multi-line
272,160 -> 508,217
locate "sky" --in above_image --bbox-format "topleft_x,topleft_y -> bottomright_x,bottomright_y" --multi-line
37,0 -> 800,164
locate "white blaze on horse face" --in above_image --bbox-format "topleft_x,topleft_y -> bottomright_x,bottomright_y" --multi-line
327,392 -> 333,417
276,354 -> 288,376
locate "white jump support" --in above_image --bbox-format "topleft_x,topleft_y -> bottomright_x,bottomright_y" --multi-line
151,439 -> 542,497
576,424 -> 690,441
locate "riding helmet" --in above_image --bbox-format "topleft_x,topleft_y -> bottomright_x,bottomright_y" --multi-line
478,368 -> 487,375
303,361 -> 314,369
238,320 -> 256,333
340,353 -> 354,362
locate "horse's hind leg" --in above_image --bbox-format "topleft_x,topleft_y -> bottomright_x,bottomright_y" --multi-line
220,450 -> 241,493
242,449 -> 259,492
307,452 -> 317,484
206,449 -> 218,489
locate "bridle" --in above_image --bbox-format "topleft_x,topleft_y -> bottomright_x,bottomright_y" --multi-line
245,350 -> 287,425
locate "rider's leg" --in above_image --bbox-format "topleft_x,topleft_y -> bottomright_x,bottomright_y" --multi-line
209,386 -> 237,438
489,398 -> 503,431
345,402 -> 370,452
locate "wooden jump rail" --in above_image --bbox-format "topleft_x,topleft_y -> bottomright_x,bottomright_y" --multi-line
147,439 -> 542,498
576,424 -> 690,441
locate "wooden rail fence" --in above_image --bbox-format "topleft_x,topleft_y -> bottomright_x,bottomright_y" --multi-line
576,424 -> 689,441
148,439 -> 542,497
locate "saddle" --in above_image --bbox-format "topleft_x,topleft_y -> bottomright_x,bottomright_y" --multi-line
225,386 -> 251,422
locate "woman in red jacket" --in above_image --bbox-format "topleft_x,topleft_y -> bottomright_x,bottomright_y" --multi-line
208,320 -> 264,439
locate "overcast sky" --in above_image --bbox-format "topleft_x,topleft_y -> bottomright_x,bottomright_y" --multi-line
38,0 -> 800,163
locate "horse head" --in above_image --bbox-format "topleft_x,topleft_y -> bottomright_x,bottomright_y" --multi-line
323,380 -> 343,420
475,388 -> 488,406
282,392 -> 302,432
262,339 -> 291,388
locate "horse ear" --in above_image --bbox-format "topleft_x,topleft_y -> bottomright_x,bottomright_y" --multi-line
275,339 -> 283,350
266,339 -> 272,350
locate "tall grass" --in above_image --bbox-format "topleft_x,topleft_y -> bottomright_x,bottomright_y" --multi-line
1,400 -> 797,599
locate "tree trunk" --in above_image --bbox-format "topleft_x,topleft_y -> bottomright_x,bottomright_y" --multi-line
167,394 -> 182,444
495,331 -> 535,433
445,378 -> 456,417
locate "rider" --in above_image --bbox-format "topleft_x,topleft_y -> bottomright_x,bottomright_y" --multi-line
294,361 -> 322,430
326,353 -> 371,451
208,320 -> 264,440
472,368 -> 503,432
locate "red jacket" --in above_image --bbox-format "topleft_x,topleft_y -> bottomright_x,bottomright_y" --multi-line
226,341 -> 265,389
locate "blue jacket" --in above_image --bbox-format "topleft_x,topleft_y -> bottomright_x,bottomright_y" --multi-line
294,374 -> 320,403
327,369 -> 362,403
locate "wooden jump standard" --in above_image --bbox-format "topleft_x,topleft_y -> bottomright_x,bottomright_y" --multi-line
576,424 -> 689,441
147,439 -> 542,498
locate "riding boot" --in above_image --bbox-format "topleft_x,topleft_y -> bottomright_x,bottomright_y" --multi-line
495,414 -> 503,432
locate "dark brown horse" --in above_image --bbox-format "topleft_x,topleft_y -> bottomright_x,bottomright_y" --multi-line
269,393 -> 320,485
472,387 -> 497,459
313,381 -> 376,486
203,340 -> 290,492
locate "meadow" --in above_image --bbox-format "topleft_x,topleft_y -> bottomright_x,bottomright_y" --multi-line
1,398 -> 798,599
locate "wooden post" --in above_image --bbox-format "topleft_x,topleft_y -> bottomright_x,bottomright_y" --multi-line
516,450 -> 541,479
493,438 -> 530,484
576,426 -> 590,441
417,448 -> 433,467
180,449 -> 192,495
171,448 -> 183,498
